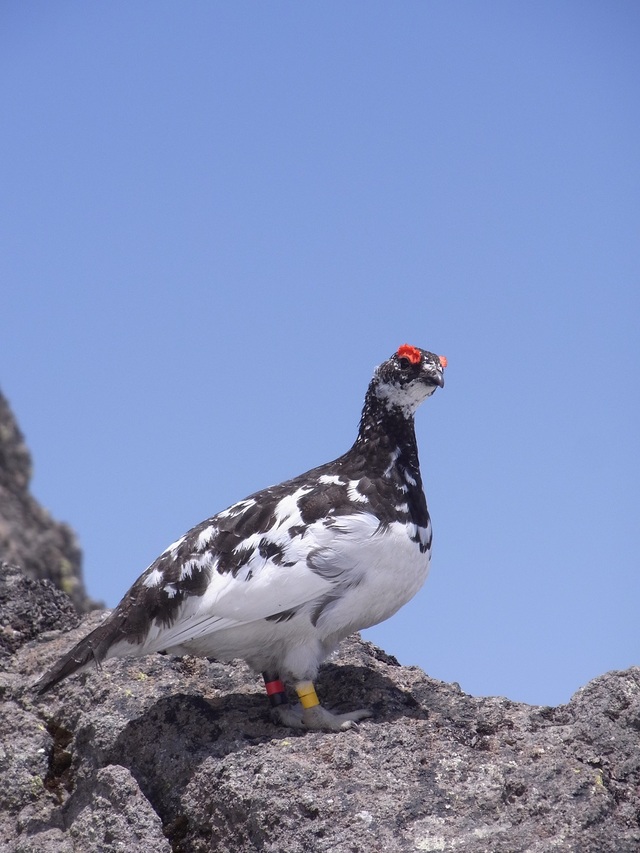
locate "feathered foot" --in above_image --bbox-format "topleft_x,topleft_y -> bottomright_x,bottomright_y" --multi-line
262,674 -> 372,731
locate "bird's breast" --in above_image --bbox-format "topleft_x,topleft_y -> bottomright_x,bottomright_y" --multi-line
308,514 -> 432,639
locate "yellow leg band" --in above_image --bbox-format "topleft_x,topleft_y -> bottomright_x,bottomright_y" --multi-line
296,681 -> 320,709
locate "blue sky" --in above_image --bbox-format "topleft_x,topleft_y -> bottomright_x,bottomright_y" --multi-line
2,2 -> 638,707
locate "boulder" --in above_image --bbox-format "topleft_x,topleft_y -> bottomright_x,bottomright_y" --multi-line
1,563 -> 638,852
0,390 -> 93,612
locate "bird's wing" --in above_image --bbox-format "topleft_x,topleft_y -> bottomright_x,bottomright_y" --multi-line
129,532 -> 331,654
37,480 -> 383,692
106,490 -> 380,657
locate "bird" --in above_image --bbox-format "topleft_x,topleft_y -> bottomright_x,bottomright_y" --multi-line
37,344 -> 446,731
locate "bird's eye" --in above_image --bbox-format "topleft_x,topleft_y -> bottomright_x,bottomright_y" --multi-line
398,357 -> 411,369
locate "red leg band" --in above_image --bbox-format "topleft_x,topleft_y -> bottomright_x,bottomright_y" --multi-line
262,673 -> 288,708
264,679 -> 286,696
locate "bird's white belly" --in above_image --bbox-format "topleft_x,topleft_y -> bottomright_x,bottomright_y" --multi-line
312,518 -> 432,642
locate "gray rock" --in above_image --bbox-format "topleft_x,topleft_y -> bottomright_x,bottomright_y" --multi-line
0,566 -> 638,852
64,764 -> 171,853
0,563 -> 79,659
0,390 -> 93,612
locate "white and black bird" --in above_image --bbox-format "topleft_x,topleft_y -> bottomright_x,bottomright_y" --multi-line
37,344 -> 446,731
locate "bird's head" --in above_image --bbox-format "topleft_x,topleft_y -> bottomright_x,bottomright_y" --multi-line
371,344 -> 446,417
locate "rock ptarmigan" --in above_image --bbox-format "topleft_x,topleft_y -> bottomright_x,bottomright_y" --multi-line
37,344 -> 446,731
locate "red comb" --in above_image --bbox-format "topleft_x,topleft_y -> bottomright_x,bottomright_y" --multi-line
439,355 -> 448,369
397,344 -> 421,365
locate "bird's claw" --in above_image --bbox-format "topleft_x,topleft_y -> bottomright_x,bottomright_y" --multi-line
272,702 -> 372,732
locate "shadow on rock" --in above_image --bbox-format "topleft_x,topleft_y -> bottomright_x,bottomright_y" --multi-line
317,661 -> 429,722
91,662 -> 426,829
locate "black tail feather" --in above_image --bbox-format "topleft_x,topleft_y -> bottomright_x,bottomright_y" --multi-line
35,616 -> 123,694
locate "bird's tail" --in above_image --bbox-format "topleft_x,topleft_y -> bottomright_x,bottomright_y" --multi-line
35,613 -> 125,694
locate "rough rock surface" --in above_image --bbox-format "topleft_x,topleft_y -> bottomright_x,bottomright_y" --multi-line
1,563 -> 639,852
0,390 -> 93,612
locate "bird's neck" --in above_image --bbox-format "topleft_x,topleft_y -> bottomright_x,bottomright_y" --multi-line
351,389 -> 421,477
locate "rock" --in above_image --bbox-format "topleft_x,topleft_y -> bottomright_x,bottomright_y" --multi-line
0,390 -> 94,613
0,566 -> 639,852
0,563 -> 79,659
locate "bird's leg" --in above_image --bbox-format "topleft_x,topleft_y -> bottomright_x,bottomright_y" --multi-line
295,680 -> 372,731
262,671 -> 305,727
262,672 -> 288,708
262,673 -> 371,731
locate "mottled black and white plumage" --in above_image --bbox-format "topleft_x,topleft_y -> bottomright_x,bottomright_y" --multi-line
37,345 -> 446,730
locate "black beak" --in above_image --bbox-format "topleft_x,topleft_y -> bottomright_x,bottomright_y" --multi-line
424,367 -> 444,388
